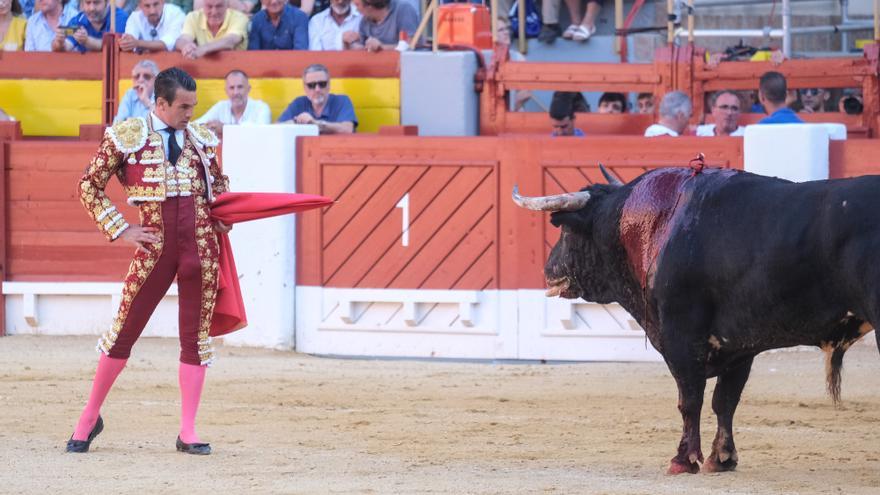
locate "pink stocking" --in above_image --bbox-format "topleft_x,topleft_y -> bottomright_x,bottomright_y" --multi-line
72,353 -> 127,440
178,362 -> 207,444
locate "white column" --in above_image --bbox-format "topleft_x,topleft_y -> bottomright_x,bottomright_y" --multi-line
220,124 -> 318,348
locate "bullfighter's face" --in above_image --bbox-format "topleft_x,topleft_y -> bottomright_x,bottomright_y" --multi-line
155,87 -> 197,130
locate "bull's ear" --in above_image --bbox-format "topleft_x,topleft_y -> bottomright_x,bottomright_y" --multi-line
550,210 -> 592,231
550,211 -> 577,228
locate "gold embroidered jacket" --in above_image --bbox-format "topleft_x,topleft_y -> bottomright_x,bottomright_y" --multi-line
78,117 -> 230,241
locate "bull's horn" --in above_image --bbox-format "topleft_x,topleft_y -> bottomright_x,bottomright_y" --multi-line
598,163 -> 624,186
512,185 -> 591,212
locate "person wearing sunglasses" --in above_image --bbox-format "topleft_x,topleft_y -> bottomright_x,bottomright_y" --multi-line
114,59 -> 160,123
799,87 -> 830,114
696,90 -> 745,137
277,64 -> 357,134
120,0 -> 185,52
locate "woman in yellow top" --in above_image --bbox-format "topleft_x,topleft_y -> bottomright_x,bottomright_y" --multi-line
0,0 -> 27,51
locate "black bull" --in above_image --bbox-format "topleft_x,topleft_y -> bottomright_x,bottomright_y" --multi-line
513,165 -> 877,474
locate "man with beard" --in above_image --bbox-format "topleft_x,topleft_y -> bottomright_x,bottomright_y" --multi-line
247,0 -> 308,50
308,0 -> 361,50
120,0 -> 184,52
51,0 -> 127,52
195,70 -> 271,136
696,90 -> 745,137
277,64 -> 357,134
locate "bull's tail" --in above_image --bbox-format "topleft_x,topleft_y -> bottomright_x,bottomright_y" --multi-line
824,344 -> 845,406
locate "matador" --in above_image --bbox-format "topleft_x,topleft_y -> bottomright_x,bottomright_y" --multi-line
67,67 -> 230,455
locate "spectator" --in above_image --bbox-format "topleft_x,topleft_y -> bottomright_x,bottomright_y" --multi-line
22,0 -> 73,18
636,92 -> 654,114
248,0 -> 308,50
52,0 -> 128,52
193,0 -> 255,14
308,0 -> 360,50
696,90 -> 744,137
1,0 -> 27,50
549,92 -> 585,137
799,88 -> 830,113
349,0 -> 417,52
114,59 -> 159,123
757,71 -> 804,124
561,0 -> 600,41
176,0 -> 248,58
644,91 -> 691,137
24,0 -> 76,51
278,64 -> 357,134
597,92 -> 625,114
120,0 -> 184,52
196,70 -> 271,136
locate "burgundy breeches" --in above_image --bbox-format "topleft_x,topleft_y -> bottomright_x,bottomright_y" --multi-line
97,196 -> 220,366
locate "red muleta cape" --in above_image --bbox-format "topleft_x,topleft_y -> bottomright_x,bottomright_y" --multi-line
208,192 -> 333,337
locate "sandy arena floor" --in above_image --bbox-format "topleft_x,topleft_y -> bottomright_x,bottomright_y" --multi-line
0,335 -> 879,494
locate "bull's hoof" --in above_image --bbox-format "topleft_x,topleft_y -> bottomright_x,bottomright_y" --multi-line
667,458 -> 700,475
702,453 -> 738,473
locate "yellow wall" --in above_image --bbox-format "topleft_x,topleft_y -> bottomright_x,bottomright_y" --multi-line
0,77 -> 400,137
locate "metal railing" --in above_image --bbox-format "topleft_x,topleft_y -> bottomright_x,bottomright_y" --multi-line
673,0 -> 878,57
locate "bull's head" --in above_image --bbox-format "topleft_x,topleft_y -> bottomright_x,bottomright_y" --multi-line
512,165 -> 624,303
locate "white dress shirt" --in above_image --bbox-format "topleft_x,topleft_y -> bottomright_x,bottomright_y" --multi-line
195,98 -> 272,126
308,6 -> 362,51
696,123 -> 745,137
150,112 -> 184,159
125,4 -> 185,51
644,123 -> 680,137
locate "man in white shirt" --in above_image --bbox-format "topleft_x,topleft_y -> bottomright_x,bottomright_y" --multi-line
309,0 -> 361,50
120,0 -> 185,52
195,70 -> 272,136
696,90 -> 745,137
644,91 -> 692,137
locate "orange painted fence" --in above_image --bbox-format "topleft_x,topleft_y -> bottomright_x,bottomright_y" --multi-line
481,44 -> 880,138
296,135 -> 746,291
2,129 -> 880,337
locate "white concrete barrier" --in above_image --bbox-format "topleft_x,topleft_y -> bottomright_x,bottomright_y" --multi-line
744,123 -> 846,182
220,124 -> 318,349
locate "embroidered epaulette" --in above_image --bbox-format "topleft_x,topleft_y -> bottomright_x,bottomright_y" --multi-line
187,122 -> 220,147
106,117 -> 148,153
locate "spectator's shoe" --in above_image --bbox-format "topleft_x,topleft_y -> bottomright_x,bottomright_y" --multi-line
538,24 -> 561,44
66,416 -> 103,453
176,436 -> 212,455
572,25 -> 597,42
562,25 -> 578,39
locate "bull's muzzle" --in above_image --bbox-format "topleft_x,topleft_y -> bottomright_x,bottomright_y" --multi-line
511,186 -> 591,212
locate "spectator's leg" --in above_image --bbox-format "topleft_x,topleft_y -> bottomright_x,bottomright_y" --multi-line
539,0 -> 562,43
561,0 -> 583,38
572,0 -> 600,41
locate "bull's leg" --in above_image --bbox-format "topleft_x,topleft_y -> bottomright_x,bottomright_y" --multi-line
703,356 -> 754,473
666,363 -> 707,475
